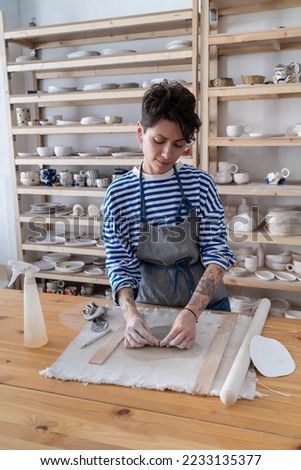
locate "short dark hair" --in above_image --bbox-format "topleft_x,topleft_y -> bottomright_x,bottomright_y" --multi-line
140,80 -> 201,143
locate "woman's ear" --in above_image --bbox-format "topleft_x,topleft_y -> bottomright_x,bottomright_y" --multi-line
136,121 -> 144,142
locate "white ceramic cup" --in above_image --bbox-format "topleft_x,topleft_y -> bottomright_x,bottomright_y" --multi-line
226,123 -> 252,137
286,259 -> 301,274
295,123 -> 301,137
244,255 -> 258,273
233,172 -> 250,184
16,107 -> 31,126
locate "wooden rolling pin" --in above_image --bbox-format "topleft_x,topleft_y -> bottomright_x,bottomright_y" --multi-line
220,298 -> 271,406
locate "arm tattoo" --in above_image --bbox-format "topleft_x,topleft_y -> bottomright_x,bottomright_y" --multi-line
189,265 -> 225,311
118,288 -> 135,314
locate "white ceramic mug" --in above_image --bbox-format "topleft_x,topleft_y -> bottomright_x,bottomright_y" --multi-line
16,107 -> 31,126
226,123 -> 252,137
218,161 -> 239,174
244,255 -> 258,273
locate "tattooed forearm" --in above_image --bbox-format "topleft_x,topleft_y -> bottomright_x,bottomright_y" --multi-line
117,287 -> 138,318
188,264 -> 225,311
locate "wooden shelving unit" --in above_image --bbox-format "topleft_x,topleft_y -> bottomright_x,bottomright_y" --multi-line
200,0 -> 301,301
1,2 -> 200,289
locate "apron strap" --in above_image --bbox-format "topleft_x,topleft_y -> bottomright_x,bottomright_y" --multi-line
139,163 -> 194,223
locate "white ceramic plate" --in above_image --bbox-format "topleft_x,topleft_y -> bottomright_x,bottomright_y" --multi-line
64,238 -> 97,247
250,335 -> 295,377
255,270 -> 275,281
56,120 -> 80,126
28,235 -> 66,245
229,267 -> 248,276
67,50 -> 100,59
18,152 -> 38,157
101,48 -> 136,55
284,310 -> 301,319
111,152 -> 143,158
55,260 -> 85,273
43,253 -> 71,263
84,267 -> 104,276
249,132 -> 285,138
32,259 -> 56,271
48,86 -> 77,93
275,271 -> 297,282
80,118 -> 104,125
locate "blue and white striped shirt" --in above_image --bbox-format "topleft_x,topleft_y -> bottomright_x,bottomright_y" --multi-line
103,162 -> 235,298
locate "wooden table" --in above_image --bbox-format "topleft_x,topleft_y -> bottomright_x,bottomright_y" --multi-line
0,288 -> 300,450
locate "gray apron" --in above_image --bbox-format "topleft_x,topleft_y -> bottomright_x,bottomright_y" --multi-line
136,165 -> 228,307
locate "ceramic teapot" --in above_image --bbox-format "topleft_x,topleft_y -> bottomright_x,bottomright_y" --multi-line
265,168 -> 290,185
273,62 -> 301,84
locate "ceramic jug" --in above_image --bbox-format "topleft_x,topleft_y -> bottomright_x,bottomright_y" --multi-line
273,62 -> 301,84
59,170 -> 73,187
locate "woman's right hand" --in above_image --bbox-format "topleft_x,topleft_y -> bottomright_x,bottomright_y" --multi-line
124,316 -> 159,348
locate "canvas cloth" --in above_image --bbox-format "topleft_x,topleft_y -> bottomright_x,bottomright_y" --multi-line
40,306 -> 260,399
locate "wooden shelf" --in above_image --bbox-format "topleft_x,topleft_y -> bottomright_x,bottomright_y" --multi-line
224,272 -> 301,292
17,186 -> 106,197
209,26 -> 301,55
7,50 -> 194,75
208,83 -> 301,100
217,182 -> 301,196
19,212 -> 102,225
15,156 -> 144,166
4,9 -> 193,49
209,136 -> 301,146
35,271 -> 110,286
12,124 -> 136,135
227,230 -> 301,246
22,243 -> 106,256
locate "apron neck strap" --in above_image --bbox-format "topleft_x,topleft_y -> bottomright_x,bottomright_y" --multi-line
139,163 -> 193,223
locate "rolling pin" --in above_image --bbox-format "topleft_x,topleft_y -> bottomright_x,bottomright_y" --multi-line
220,298 -> 271,406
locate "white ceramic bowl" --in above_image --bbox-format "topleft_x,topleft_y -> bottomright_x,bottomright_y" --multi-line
233,172 -> 250,184
104,115 -> 123,124
265,253 -> 291,264
36,146 -> 54,157
269,298 -> 290,316
284,309 -> 301,319
265,260 -> 287,271
54,145 -> 73,157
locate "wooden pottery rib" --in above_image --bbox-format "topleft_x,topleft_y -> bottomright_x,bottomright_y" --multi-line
192,313 -> 238,395
89,323 -> 125,365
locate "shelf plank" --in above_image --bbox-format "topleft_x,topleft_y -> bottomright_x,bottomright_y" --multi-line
217,182 -> 301,196
35,271 -> 110,286
213,1 -> 300,17
22,243 -> 106,256
227,229 -> 301,246
17,186 -> 106,197
12,124 -> 136,135
209,26 -> 301,48
7,50 -> 193,74
224,272 -> 301,292
4,9 -> 193,48
208,83 -> 301,100
19,212 -> 103,225
209,136 -> 301,146
15,156 -> 192,166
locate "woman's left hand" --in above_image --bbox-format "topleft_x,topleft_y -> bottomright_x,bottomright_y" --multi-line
159,309 -> 197,349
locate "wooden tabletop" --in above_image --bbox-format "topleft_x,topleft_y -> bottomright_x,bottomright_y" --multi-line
0,288 -> 300,450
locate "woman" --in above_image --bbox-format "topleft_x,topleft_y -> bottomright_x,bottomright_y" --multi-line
103,80 -> 235,350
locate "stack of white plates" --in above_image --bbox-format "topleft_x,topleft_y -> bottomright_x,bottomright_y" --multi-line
43,253 -> 71,263
31,203 -> 65,213
55,261 -> 85,273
